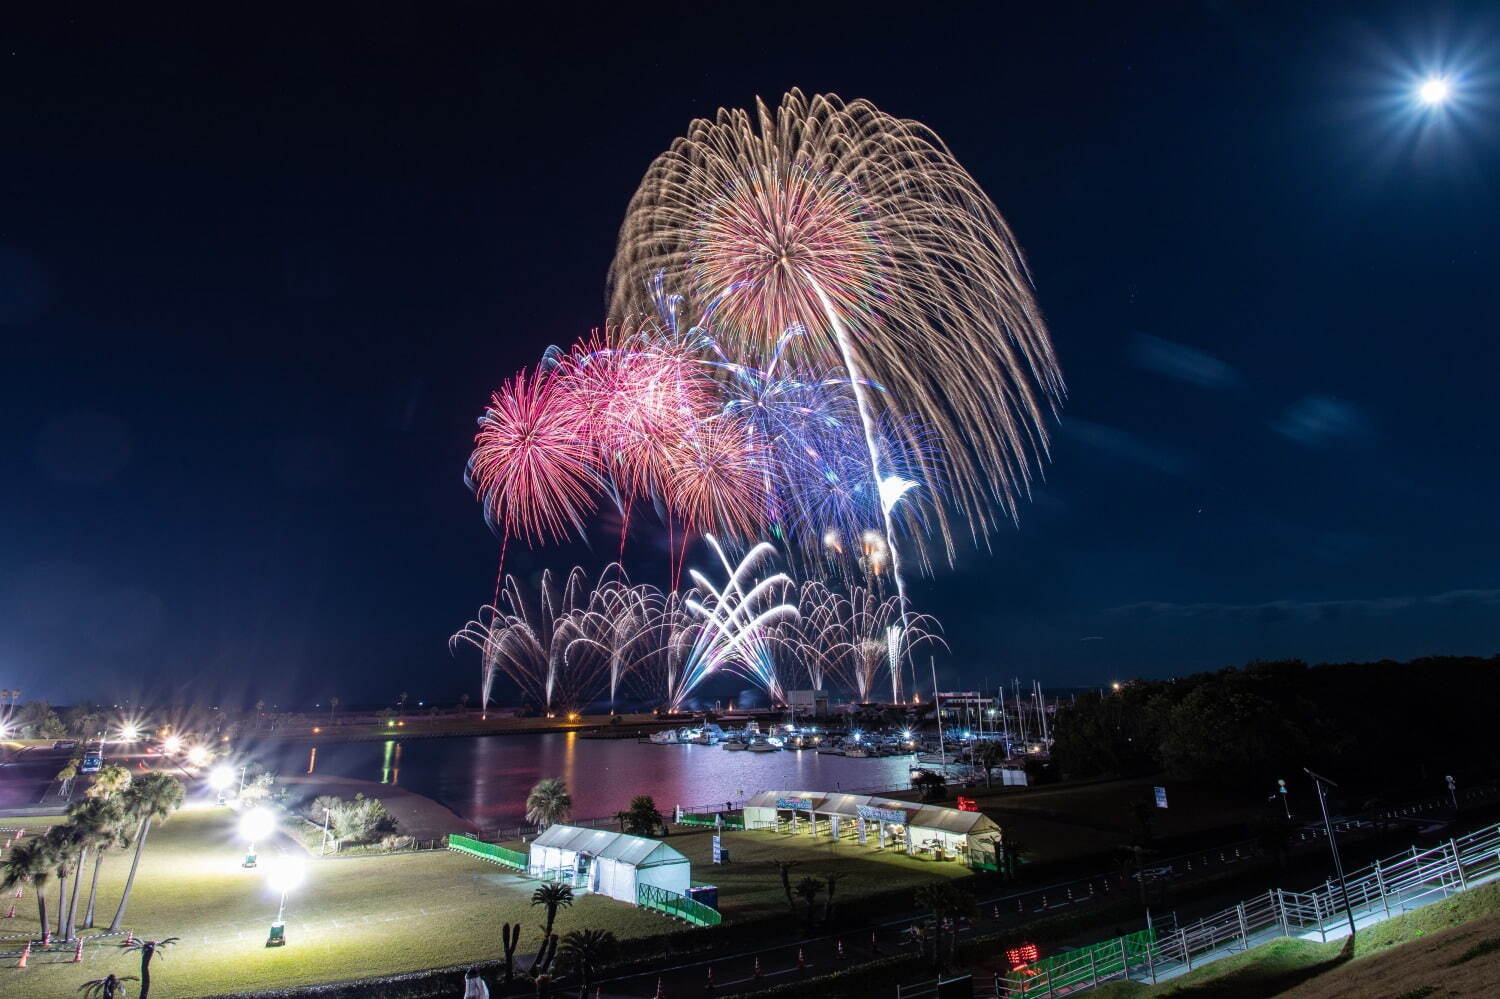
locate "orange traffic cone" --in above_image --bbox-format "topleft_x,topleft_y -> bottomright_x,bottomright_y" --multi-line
753,956 -> 763,978
12,886 -> 21,899
125,930 -> 134,946
4,903 -> 14,918
836,938 -> 846,959
16,941 -> 29,968
705,965 -> 715,989
72,938 -> 84,962
654,976 -> 664,999
797,948 -> 806,969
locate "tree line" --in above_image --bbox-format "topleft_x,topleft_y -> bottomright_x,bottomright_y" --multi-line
1051,655 -> 1500,789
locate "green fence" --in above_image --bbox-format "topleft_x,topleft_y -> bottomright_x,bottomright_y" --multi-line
1002,928 -> 1157,996
637,882 -> 722,926
448,834 -> 527,871
678,812 -> 745,829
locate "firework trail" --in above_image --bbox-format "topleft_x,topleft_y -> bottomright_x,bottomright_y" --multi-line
789,582 -> 946,702
610,89 -> 1065,560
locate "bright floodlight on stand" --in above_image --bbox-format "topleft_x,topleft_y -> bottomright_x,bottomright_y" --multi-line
264,856 -> 305,948
240,808 -> 275,868
210,765 -> 235,805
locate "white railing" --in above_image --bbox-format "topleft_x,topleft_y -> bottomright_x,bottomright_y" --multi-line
994,819 -> 1500,998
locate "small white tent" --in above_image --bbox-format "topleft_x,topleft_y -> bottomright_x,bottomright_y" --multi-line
527,825 -> 691,905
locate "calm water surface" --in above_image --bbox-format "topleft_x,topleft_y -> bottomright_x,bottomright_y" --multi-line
270,733 -> 916,831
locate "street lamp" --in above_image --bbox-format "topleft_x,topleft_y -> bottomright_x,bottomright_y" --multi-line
210,766 -> 235,806
1277,778 -> 1291,819
240,808 -> 275,869
1304,768 -> 1357,938
264,856 -> 305,947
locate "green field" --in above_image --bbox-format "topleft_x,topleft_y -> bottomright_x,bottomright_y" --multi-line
0,809 -> 961,997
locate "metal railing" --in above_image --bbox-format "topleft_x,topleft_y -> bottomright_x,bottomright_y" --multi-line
447,834 -> 527,871
995,818 -> 1500,997
637,882 -> 722,926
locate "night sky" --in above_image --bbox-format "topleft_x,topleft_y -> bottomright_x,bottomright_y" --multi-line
4,3 -> 1497,708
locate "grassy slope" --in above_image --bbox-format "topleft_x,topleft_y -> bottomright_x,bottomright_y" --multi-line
1094,880 -> 1500,998
0,812 -> 960,997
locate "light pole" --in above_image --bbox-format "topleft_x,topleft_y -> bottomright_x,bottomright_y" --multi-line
1277,778 -> 1291,819
265,856 -> 305,947
240,808 -> 275,869
1305,768 -> 1357,938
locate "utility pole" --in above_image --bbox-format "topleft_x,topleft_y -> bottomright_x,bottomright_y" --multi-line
1305,768 -> 1358,938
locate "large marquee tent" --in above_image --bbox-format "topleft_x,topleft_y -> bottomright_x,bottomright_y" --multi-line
527,824 -> 691,905
741,790 -> 1002,863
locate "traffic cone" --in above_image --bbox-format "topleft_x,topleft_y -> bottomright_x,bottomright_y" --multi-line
4,903 -> 13,918
72,938 -> 84,962
12,886 -> 21,899
836,938 -> 846,959
125,930 -> 134,945
753,956 -> 763,978
654,976 -> 664,999
870,931 -> 879,953
16,941 -> 29,968
705,965 -> 715,989
797,948 -> 806,969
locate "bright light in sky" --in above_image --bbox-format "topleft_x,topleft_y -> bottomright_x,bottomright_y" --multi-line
1418,76 -> 1451,105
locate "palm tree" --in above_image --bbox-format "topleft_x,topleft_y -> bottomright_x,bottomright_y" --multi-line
1,836 -> 55,943
46,824 -> 83,941
78,797 -> 130,928
558,928 -> 619,997
793,876 -> 825,930
525,778 -> 571,829
79,973 -> 139,999
122,936 -> 177,999
108,773 -> 184,932
531,882 -> 574,940
87,764 -> 133,800
615,795 -> 663,836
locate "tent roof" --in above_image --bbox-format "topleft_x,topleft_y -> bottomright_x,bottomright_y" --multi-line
743,790 -> 999,837
530,824 -> 688,868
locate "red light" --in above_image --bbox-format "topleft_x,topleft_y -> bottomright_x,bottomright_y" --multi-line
957,796 -> 979,812
1006,942 -> 1040,969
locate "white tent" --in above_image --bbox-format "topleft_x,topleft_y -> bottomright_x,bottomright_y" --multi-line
527,825 -> 691,905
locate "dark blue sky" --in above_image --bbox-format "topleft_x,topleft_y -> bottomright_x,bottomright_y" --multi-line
3,3 -> 1497,707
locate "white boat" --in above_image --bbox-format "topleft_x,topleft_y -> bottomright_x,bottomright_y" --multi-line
649,730 -> 678,745
722,739 -> 748,751
844,746 -> 871,758
917,751 -> 959,764
746,739 -> 779,752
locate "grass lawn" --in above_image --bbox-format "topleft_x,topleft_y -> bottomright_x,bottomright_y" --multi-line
1093,879 -> 1500,998
0,810 -> 963,997
665,826 -> 971,920
0,808 -> 664,998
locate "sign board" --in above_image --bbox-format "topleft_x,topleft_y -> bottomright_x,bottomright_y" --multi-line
1005,942 -> 1040,969
1154,786 -> 1168,809
857,804 -> 910,825
956,796 -> 979,812
775,796 -> 815,811
711,834 -> 723,864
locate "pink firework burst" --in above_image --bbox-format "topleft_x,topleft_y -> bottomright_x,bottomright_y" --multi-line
466,367 -> 601,546
662,415 -> 768,542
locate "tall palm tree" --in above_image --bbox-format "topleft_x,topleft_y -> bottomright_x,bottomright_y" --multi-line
108,773 -> 184,932
122,936 -> 177,999
2,836 -> 55,943
66,796 -> 129,934
558,928 -> 619,997
525,778 -> 572,829
528,883 -> 573,973
46,823 -> 83,941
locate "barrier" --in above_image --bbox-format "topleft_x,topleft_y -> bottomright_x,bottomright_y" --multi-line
637,882 -> 722,926
447,834 -> 527,871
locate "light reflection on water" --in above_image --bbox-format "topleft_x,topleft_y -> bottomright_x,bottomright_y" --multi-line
271,732 -> 915,831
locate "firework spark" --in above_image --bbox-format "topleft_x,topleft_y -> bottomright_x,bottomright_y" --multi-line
610,89 -> 1065,555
